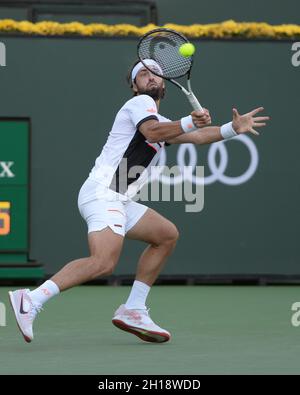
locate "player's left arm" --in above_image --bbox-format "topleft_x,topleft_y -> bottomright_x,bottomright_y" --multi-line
166,107 -> 270,145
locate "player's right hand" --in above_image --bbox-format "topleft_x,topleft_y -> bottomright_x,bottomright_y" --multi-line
191,108 -> 211,128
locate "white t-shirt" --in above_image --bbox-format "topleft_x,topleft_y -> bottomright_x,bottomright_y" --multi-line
88,94 -> 171,199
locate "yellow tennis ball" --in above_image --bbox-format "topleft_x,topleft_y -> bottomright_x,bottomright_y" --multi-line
179,43 -> 195,57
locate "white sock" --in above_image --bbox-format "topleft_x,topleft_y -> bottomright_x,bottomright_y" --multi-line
125,280 -> 151,310
29,280 -> 60,306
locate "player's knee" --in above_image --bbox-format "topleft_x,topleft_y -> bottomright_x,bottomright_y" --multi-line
90,256 -> 116,277
161,224 -> 179,248
101,265 -> 115,276
170,225 -> 180,243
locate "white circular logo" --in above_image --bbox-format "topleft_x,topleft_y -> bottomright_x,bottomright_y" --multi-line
155,135 -> 259,186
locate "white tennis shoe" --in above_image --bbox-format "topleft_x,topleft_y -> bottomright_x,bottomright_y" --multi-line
8,289 -> 42,343
112,304 -> 171,343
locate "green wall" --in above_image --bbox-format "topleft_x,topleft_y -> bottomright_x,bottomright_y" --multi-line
0,0 -> 299,25
157,0 -> 300,25
0,35 -> 299,276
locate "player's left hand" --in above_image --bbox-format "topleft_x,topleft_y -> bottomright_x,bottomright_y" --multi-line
232,107 -> 270,136
191,108 -> 212,128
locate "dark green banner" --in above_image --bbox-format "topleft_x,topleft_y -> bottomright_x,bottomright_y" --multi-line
0,37 -> 298,276
0,120 -> 29,255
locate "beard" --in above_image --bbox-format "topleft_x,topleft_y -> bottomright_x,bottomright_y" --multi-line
136,82 -> 165,100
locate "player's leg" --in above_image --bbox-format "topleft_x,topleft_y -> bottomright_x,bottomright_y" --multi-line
51,228 -> 124,291
9,178 -> 127,343
112,204 -> 178,343
126,207 -> 179,287
9,227 -> 124,343
50,179 -> 127,291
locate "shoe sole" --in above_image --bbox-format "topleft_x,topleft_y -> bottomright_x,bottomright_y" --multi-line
8,292 -> 32,343
112,319 -> 170,343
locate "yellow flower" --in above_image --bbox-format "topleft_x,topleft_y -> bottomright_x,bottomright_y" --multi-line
0,19 -> 299,39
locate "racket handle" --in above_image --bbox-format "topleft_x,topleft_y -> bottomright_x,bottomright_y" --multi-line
186,92 -> 204,112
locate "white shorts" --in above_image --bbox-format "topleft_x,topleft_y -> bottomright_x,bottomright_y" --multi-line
77,178 -> 148,237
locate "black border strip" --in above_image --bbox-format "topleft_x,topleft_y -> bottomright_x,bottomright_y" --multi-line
136,114 -> 158,130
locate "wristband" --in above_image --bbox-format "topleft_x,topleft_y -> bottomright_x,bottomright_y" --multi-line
220,121 -> 238,140
180,115 -> 198,133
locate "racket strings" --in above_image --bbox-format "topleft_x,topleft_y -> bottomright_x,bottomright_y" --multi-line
138,31 -> 192,79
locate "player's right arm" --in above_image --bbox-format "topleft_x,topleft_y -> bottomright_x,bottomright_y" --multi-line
139,119 -> 183,143
139,110 -> 211,143
126,94 -> 211,143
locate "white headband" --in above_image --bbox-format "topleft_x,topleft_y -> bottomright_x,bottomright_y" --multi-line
131,59 -> 163,81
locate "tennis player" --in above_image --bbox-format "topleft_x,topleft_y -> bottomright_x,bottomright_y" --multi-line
9,59 -> 269,343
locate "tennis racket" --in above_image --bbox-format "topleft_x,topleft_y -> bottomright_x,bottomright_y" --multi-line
137,28 -> 203,112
